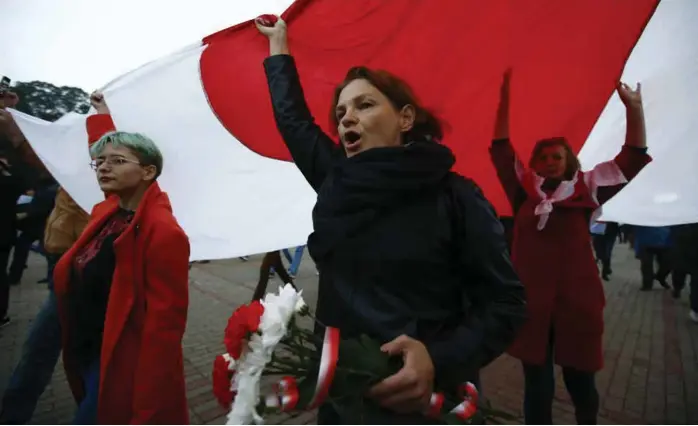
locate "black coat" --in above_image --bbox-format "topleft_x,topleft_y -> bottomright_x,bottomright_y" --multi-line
264,55 -> 526,423
0,173 -> 23,249
671,223 -> 698,274
0,142 -> 35,249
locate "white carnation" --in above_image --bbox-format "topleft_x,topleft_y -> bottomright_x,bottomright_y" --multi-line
226,284 -> 304,425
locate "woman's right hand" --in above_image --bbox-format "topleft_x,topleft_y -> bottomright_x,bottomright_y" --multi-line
255,15 -> 289,56
90,91 -> 110,114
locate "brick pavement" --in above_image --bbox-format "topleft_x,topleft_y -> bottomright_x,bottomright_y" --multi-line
1,243 -> 696,424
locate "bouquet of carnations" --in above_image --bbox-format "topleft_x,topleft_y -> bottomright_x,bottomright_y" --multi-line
212,284 -> 514,425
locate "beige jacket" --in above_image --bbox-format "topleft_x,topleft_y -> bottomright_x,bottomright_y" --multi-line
43,188 -> 89,254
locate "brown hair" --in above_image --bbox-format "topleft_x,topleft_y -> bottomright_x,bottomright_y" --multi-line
329,66 -> 443,143
528,137 -> 581,180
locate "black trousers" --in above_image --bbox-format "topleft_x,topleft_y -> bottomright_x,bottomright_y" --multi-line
592,235 -> 611,276
522,331 -> 599,424
618,224 -> 632,243
0,247 -> 11,318
8,229 -> 41,283
673,270 -> 698,311
592,224 -> 618,277
639,247 -> 671,289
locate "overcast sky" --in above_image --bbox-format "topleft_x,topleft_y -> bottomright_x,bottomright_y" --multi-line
2,0 -> 293,91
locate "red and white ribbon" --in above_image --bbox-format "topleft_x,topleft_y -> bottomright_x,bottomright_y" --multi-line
451,382 -> 479,420
263,327 -> 340,413
307,326 -> 341,408
265,376 -> 300,412
427,392 -> 446,417
428,381 -> 479,420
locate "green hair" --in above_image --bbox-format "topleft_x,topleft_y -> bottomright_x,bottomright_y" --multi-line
90,131 -> 164,179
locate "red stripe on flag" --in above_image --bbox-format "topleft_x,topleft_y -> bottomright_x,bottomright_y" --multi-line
201,0 -> 658,215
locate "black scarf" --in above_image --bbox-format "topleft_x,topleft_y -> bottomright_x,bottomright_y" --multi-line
307,141 -> 456,262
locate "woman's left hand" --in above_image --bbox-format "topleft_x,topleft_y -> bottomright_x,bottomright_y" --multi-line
367,335 -> 435,414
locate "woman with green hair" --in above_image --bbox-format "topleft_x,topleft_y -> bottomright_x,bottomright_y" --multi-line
53,93 -> 190,424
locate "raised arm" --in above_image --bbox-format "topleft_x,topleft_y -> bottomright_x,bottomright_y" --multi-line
489,70 -> 526,212
0,91 -> 48,176
587,82 -> 652,201
86,92 -> 117,202
256,15 -> 338,192
86,91 -> 116,145
613,82 -> 651,179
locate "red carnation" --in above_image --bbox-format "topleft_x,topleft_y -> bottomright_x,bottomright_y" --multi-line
212,354 -> 236,409
224,300 -> 264,358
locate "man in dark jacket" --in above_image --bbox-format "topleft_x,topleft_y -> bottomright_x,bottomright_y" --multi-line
0,144 -> 29,327
8,177 -> 58,285
0,93 -> 92,424
1,89 -> 40,327
0,185 -> 91,424
1,89 -> 36,327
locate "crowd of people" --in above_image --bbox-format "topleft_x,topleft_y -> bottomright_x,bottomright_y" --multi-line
0,14 -> 696,425
592,222 -> 698,317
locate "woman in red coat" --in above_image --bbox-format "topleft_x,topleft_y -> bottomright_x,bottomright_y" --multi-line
53,93 -> 190,424
490,72 -> 651,424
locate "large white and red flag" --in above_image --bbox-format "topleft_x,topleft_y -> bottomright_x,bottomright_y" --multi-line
10,0 -> 698,260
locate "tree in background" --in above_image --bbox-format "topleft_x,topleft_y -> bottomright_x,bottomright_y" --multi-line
11,81 -> 89,122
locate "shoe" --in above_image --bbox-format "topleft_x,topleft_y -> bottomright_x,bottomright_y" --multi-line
690,311 -> 698,323
655,274 -> 670,289
37,278 -> 49,284
0,317 -> 10,329
602,273 -> 610,282
239,256 -> 249,262
657,279 -> 670,289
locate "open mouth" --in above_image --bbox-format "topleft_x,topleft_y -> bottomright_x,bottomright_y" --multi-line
343,130 -> 361,149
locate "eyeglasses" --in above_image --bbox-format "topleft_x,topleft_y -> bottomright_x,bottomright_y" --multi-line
89,157 -> 141,171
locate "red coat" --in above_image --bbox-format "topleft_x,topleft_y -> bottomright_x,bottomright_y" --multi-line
490,140 -> 650,372
54,115 -> 191,424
